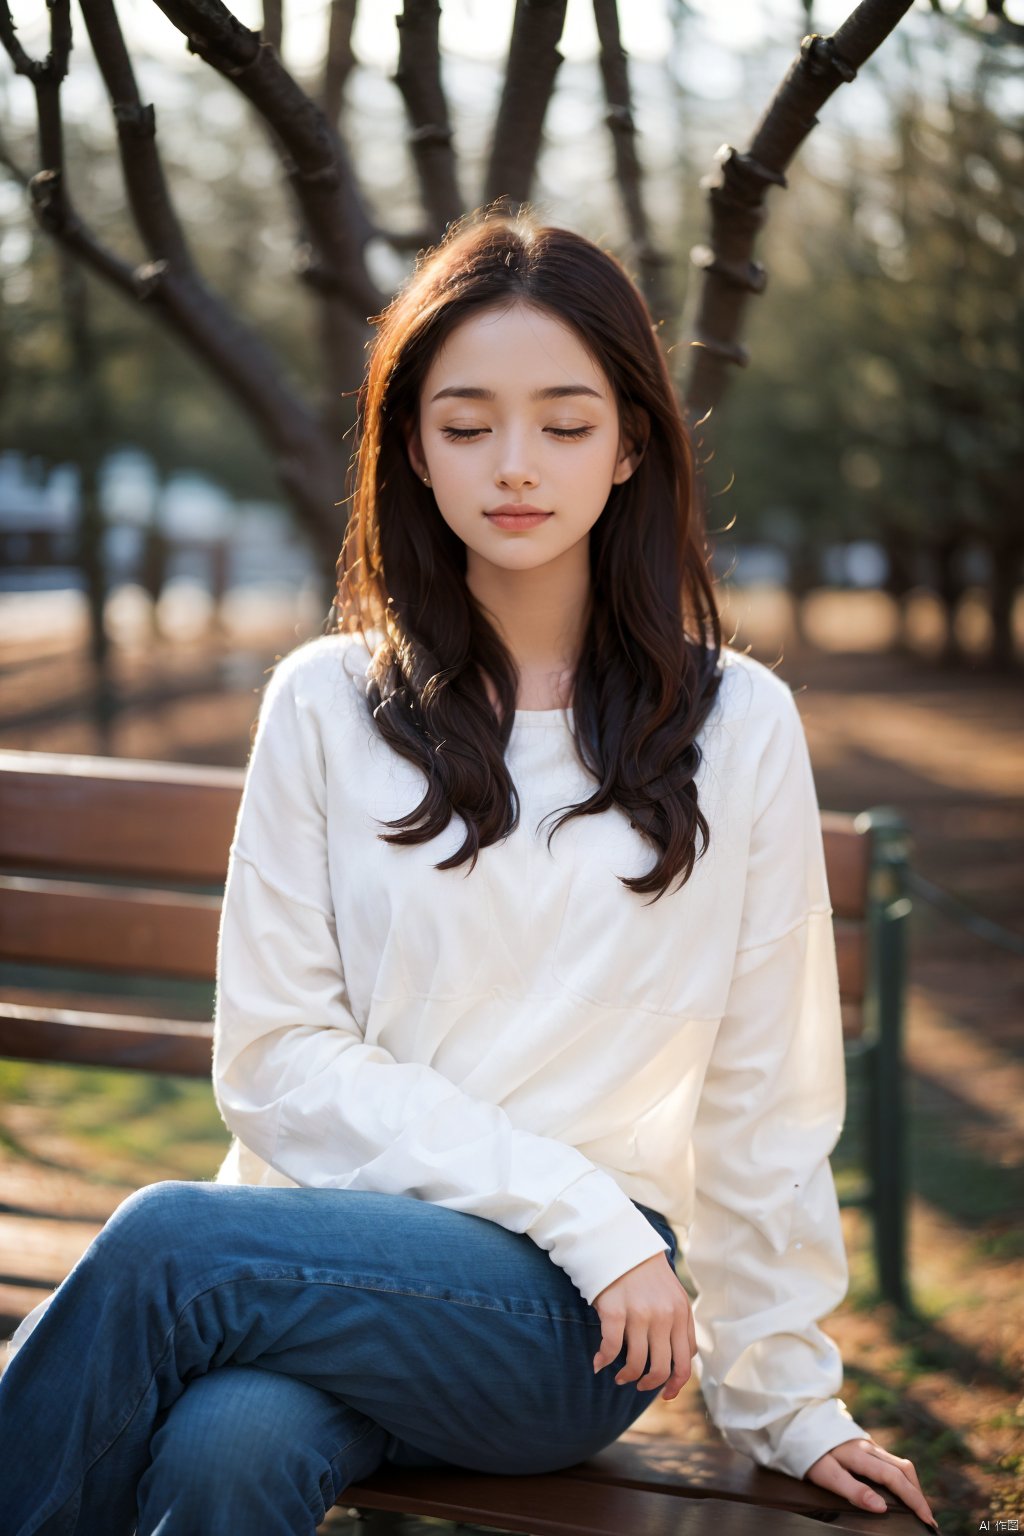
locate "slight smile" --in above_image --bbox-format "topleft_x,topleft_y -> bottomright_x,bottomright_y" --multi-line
484,504 -> 554,530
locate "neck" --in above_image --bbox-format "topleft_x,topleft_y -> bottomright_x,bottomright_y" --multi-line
466,545 -> 591,708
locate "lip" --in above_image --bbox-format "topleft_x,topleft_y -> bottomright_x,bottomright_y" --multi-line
488,513 -> 552,525
485,509 -> 553,530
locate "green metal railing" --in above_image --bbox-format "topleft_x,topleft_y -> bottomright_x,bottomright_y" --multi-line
838,806 -> 1020,1314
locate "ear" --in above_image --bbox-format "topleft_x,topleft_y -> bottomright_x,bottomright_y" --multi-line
612,404 -> 649,485
405,425 -> 427,482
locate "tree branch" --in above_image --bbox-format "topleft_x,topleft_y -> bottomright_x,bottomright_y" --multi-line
81,0 -> 191,267
682,0 -> 918,436
76,0 -> 333,469
323,0 -> 355,126
592,0 -> 673,324
485,0 -> 568,211
0,0 -> 71,80
79,0 -> 380,534
3,0 -> 348,546
392,0 -> 462,236
151,0 -> 385,316
262,0 -> 282,56
0,0 -> 145,297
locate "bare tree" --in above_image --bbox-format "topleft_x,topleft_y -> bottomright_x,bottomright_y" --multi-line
1,0 -> 921,599
683,1 -> 917,432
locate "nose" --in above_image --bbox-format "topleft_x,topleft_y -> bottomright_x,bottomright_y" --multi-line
494,428 -> 540,492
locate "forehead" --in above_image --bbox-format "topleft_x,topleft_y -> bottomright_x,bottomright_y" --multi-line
423,303 -> 608,401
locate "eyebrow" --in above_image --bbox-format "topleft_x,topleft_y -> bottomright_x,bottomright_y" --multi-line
428,384 -> 604,404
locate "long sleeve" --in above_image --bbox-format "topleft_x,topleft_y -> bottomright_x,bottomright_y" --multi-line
212,647 -> 669,1307
682,681 -> 870,1482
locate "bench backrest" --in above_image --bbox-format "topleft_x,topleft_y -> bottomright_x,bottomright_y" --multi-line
0,748 -> 873,1076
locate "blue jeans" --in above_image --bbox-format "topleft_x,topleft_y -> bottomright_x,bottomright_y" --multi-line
0,1180 -> 679,1535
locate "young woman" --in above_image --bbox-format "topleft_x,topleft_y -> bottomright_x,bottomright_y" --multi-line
0,208 -> 938,1535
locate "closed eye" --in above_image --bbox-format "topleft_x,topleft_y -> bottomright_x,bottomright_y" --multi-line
440,426 -> 594,442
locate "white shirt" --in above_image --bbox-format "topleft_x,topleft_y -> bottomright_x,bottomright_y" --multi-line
4,630 -> 869,1482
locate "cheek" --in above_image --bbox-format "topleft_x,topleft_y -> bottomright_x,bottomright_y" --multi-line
571,435 -> 619,481
432,498 -> 492,556
569,445 -> 621,504
434,451 -> 486,502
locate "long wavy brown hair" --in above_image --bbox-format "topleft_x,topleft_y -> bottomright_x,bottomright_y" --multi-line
326,205 -> 724,903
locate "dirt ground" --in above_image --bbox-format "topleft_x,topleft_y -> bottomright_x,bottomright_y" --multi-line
0,583 -> 1021,1535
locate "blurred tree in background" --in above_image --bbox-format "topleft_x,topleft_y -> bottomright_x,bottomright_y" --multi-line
688,13 -> 1022,668
1,0 -> 1020,668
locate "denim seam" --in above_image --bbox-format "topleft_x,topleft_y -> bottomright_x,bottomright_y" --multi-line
162,1266 -> 596,1323
307,1418 -> 387,1523
31,1268 -> 593,1530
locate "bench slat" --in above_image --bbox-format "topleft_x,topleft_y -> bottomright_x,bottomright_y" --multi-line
0,752 -> 874,926
0,876 -> 220,979
344,1469 -> 808,1534
555,1427 -> 918,1528
0,751 -> 242,883
0,1211 -> 104,1286
0,985 -> 212,1023
0,1002 -> 213,1076
0,1282 -> 55,1338
560,1426 -> 837,1510
0,873 -> 866,1006
343,1463 -> 922,1534
821,813 -> 871,920
834,919 -> 865,1004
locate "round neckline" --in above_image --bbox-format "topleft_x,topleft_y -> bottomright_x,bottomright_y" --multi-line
510,706 -> 574,729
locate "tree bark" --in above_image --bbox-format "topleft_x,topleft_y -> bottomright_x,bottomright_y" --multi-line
592,0 -> 673,324
681,0 -> 917,433
485,0 -> 568,211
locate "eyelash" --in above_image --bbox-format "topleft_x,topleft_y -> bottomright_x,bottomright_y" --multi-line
439,426 -> 594,442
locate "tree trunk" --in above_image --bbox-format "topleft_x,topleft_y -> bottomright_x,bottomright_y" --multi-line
987,529 -> 1021,673
932,530 -> 967,669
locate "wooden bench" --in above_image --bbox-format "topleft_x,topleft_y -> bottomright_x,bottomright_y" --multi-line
0,747 -> 918,1536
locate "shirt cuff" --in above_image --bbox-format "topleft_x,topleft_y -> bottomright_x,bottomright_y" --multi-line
525,1167 -> 671,1306
773,1396 -> 872,1481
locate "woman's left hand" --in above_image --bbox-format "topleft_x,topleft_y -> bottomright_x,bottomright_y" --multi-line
804,1437 -> 939,1529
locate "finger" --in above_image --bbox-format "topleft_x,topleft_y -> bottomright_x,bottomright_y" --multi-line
812,1462 -> 891,1517
852,1455 -> 937,1528
661,1316 -> 695,1400
833,1444 -> 936,1527
593,1308 -> 625,1373
614,1312 -> 653,1385
637,1315 -> 673,1392
866,1446 -> 925,1499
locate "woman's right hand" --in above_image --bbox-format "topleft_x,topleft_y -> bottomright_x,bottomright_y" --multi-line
591,1252 -> 698,1400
